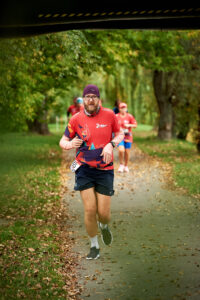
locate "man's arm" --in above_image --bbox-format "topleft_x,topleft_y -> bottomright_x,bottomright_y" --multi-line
124,115 -> 137,128
100,129 -> 124,164
112,128 -> 124,145
124,124 -> 137,128
59,135 -> 83,150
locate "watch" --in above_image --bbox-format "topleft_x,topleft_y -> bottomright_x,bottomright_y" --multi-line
110,141 -> 116,148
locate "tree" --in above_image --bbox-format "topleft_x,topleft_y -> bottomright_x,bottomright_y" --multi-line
153,70 -> 176,139
25,31 -> 99,134
83,30 -> 137,107
0,31 -> 98,133
124,30 -> 191,140
1,29 -> 199,148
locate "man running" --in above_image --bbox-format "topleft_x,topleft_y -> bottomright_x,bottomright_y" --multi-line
59,84 -> 124,260
67,97 -> 83,117
116,102 -> 137,173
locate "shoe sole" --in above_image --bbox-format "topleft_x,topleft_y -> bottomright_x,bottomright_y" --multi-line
101,231 -> 113,246
98,222 -> 113,246
86,254 -> 100,260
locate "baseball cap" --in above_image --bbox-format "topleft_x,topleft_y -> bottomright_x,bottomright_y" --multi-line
119,102 -> 127,109
76,97 -> 83,104
83,84 -> 100,97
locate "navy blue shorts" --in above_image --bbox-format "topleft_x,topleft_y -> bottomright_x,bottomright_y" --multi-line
74,165 -> 114,196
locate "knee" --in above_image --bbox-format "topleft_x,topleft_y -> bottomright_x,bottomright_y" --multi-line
85,207 -> 97,221
125,149 -> 129,155
98,211 -> 110,224
119,147 -> 125,154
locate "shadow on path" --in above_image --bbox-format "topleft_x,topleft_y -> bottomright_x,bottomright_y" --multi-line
63,145 -> 200,300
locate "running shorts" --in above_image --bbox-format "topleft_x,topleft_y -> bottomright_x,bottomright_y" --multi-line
118,140 -> 132,149
74,165 -> 114,196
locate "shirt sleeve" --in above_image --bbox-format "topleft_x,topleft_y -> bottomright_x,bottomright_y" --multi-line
129,114 -> 137,126
112,112 -> 120,133
64,117 -> 76,139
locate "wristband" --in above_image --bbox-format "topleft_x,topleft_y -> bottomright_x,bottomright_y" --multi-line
110,141 -> 116,148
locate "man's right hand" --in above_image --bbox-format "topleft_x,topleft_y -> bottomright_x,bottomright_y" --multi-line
71,136 -> 83,148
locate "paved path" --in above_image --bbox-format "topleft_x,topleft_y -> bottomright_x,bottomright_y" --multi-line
63,146 -> 200,300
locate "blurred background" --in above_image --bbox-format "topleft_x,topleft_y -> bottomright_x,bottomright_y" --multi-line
0,30 -> 199,148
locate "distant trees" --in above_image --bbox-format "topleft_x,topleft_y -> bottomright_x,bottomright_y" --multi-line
123,31 -> 191,140
0,29 -> 199,152
99,30 -> 200,151
0,31 -> 97,133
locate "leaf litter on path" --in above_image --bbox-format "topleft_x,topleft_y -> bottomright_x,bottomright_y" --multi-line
61,143 -> 200,300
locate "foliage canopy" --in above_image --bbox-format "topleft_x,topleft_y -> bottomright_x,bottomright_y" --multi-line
0,30 -> 199,144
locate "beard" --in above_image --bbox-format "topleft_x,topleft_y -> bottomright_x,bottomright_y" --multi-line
84,101 -> 99,114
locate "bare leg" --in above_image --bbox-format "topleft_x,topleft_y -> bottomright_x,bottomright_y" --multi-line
96,192 -> 111,225
80,188 -> 98,237
125,148 -> 130,166
118,145 -> 125,165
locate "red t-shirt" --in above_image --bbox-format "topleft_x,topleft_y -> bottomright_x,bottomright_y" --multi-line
64,107 -> 120,170
67,105 -> 83,116
116,113 -> 137,142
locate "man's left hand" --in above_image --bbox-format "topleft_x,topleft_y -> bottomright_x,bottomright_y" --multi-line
100,143 -> 113,164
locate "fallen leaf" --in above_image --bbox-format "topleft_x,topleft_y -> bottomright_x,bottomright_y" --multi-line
28,248 -> 35,252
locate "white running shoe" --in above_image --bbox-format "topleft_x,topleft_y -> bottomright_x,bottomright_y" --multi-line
118,164 -> 124,172
124,166 -> 129,173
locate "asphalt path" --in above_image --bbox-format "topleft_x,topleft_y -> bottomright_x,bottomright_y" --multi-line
63,145 -> 200,300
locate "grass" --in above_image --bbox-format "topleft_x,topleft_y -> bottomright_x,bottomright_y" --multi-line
134,130 -> 200,196
134,124 -> 154,132
48,123 -> 66,135
1,124 -> 199,298
0,132 -> 69,299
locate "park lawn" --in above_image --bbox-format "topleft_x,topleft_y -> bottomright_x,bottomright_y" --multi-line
134,131 -> 200,197
0,132 -> 72,299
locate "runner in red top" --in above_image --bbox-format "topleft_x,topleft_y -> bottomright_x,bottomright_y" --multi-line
59,84 -> 124,260
64,107 -> 120,170
116,102 -> 137,173
67,97 -> 83,117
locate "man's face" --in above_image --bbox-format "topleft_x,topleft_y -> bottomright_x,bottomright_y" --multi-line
83,94 -> 100,114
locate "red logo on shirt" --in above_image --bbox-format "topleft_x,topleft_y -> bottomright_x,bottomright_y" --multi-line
81,124 -> 90,141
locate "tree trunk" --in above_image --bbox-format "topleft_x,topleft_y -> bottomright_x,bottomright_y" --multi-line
27,97 -> 50,135
153,70 -> 176,140
27,118 -> 50,135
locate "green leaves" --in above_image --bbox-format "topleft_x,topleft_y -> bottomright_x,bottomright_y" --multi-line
126,30 -> 190,72
0,29 -> 199,133
0,31 -> 96,132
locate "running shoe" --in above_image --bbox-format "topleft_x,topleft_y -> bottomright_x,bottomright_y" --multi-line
118,164 -> 124,173
100,225 -> 113,246
86,247 -> 100,260
124,166 -> 129,173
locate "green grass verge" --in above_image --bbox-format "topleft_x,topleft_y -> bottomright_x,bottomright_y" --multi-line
49,121 -> 153,135
0,132 -> 68,299
134,132 -> 200,196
